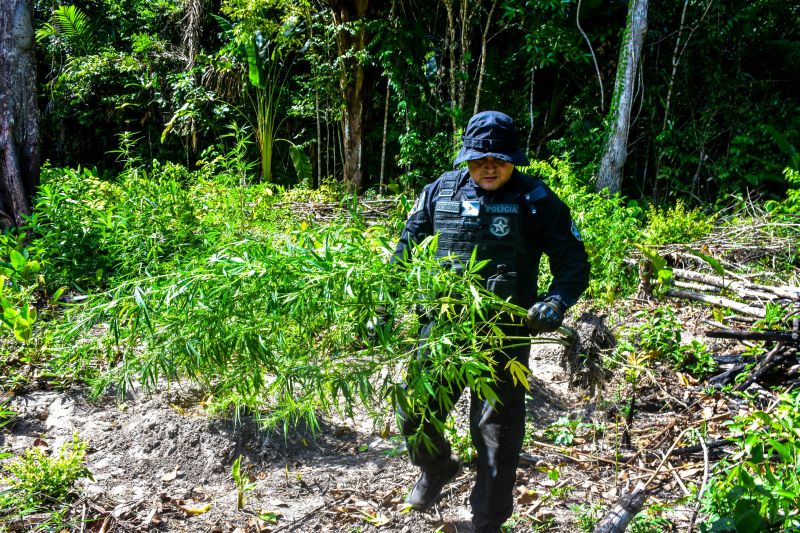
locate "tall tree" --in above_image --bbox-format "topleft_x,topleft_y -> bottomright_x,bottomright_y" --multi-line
596,0 -> 648,194
327,0 -> 374,193
472,0 -> 498,116
0,0 -> 40,227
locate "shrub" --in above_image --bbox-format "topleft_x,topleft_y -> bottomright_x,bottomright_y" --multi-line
643,199 -> 714,245
0,231 -> 47,344
28,165 -> 123,287
701,390 -> 800,531
29,161 -> 216,288
527,156 -> 644,301
0,434 -> 93,517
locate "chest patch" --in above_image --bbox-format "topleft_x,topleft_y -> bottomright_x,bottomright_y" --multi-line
484,203 -> 519,214
489,216 -> 511,237
461,200 -> 481,217
571,221 -> 583,241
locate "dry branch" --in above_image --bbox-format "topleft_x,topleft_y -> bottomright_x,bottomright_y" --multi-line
272,198 -> 397,223
594,427 -> 695,532
592,482 -> 647,533
734,345 -> 789,392
672,268 -> 800,301
666,288 -> 766,317
706,329 -> 799,344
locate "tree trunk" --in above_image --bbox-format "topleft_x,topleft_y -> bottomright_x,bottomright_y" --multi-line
457,0 -> 478,115
595,0 -> 648,195
0,0 -> 39,228
182,0 -> 203,69
444,0 -> 458,135
328,0 -> 372,194
380,77 -> 390,192
473,0 -> 497,116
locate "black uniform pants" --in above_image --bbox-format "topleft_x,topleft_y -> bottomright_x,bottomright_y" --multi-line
397,321 -> 529,529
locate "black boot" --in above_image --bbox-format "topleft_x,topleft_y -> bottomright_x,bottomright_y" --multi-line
405,458 -> 459,511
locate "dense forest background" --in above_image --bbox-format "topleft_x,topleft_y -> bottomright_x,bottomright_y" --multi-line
1,1 -> 800,532
24,0 -> 800,201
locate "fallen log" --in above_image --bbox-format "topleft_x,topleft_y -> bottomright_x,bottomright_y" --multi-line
711,354 -> 748,365
706,329 -> 799,344
592,483 -> 647,533
672,439 -> 730,457
672,268 -> 800,301
708,365 -> 746,387
666,288 -> 766,318
734,345 -> 788,392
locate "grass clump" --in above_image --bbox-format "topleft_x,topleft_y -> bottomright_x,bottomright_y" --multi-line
526,156 -> 644,302
643,199 -> 714,245
0,434 -> 93,526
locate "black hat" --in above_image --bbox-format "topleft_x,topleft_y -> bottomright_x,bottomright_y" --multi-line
453,111 -> 529,167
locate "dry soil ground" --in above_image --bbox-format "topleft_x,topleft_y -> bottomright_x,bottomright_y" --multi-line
2,307 -> 726,532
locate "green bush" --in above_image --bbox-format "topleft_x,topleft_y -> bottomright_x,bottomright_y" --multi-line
675,340 -> 717,380
0,434 -> 92,519
643,199 -> 715,245
30,161 -> 218,288
701,390 -> 800,531
766,167 -> 800,215
527,156 -> 644,301
610,306 -> 716,380
0,231 -> 47,344
28,165 -> 123,287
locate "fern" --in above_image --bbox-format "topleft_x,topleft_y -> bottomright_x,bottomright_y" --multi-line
36,5 -> 95,56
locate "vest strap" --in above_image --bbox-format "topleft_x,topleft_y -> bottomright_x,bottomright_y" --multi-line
437,170 -> 462,200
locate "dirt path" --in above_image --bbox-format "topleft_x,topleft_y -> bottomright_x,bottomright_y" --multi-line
2,313 -> 698,532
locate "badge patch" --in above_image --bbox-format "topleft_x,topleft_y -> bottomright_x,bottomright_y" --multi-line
484,203 -> 519,214
408,190 -> 426,219
461,200 -> 481,217
571,221 -> 583,241
490,216 -> 511,237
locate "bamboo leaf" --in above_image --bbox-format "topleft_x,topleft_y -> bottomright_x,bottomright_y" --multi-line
288,144 -> 312,184
684,246 -> 725,278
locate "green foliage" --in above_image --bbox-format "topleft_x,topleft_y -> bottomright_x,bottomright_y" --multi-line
629,502 -> 675,533
54,221 -> 559,434
643,200 -> 715,246
630,306 -> 682,361
28,165 -> 126,287
36,5 -> 97,56
29,153 -> 220,288
610,306 -> 716,380
752,302 -> 792,332
0,434 -> 93,518
543,416 -> 594,447
527,157 -> 644,300
571,502 -> 605,532
396,130 -> 457,192
0,232 -> 46,344
445,420 -> 475,464
634,244 -> 673,292
676,340 -> 717,380
766,168 -> 800,215
231,455 -> 257,510
205,13 -> 299,182
0,399 -> 15,429
701,390 -> 800,531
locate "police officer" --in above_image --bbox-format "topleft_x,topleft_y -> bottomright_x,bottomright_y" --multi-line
393,111 -> 590,532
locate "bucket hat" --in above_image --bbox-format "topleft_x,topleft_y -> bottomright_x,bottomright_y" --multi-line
453,111 -> 529,167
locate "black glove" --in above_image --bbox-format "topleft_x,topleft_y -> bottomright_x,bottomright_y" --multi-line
525,298 -> 566,334
366,305 -> 390,338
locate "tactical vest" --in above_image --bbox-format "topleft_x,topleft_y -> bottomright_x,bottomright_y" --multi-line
432,170 -> 545,305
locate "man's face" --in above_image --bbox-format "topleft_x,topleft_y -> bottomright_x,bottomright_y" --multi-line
467,156 -> 514,191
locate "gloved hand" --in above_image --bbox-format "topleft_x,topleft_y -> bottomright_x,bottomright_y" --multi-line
525,297 -> 566,334
366,305 -> 390,339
